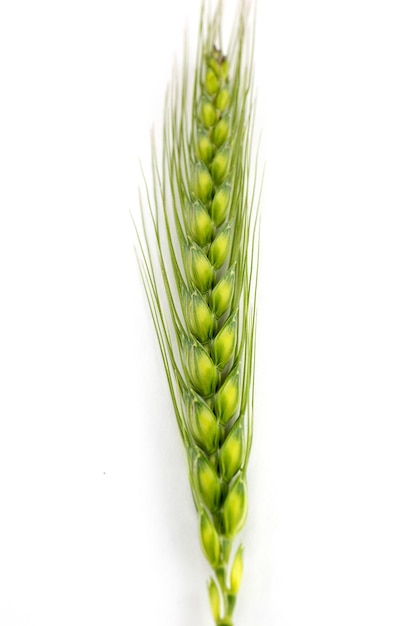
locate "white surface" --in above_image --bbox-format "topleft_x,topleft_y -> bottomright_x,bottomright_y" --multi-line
1,0 -> 416,624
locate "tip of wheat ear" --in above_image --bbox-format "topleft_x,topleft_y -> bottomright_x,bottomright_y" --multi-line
137,3 -> 258,625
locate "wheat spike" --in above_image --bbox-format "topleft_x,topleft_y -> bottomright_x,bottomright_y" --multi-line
136,2 -> 260,624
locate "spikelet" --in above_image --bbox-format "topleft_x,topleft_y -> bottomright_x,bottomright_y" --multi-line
136,2 -> 260,624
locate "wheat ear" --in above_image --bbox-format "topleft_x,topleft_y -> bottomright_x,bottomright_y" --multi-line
135,2 -> 259,624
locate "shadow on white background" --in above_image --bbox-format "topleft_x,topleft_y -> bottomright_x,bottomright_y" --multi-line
0,1 -> 416,624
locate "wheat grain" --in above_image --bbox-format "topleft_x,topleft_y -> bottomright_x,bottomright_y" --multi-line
136,2 -> 260,624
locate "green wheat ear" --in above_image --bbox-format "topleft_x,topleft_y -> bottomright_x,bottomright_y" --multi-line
135,1 -> 260,624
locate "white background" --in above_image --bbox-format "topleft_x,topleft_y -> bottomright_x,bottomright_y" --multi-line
1,0 -> 416,624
